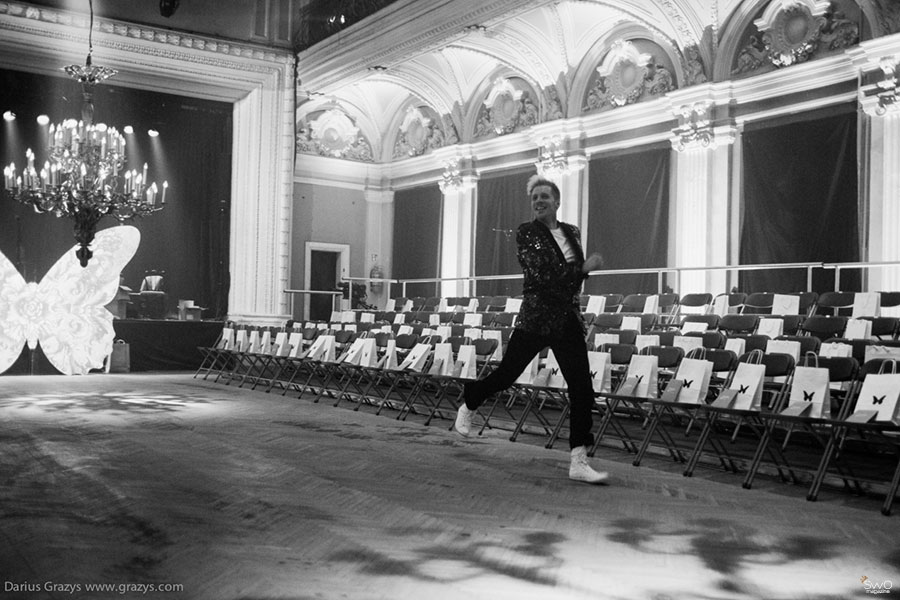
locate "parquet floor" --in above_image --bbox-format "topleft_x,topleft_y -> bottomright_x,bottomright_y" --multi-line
1,373 -> 899,600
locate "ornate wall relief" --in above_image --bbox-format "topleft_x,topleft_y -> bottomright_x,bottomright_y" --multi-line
473,77 -> 541,139
583,39 -> 676,113
392,106 -> 447,158
732,0 -> 861,76
296,109 -> 374,162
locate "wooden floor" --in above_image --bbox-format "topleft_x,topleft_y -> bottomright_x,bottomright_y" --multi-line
1,373 -> 899,600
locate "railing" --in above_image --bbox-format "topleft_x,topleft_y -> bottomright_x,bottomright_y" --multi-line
283,289 -> 344,321
337,260 -> 900,305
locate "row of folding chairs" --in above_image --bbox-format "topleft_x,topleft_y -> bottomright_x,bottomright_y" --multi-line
468,338 -> 900,515
195,325 -> 500,426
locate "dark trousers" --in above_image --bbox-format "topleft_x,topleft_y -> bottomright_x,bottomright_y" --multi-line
464,314 -> 595,449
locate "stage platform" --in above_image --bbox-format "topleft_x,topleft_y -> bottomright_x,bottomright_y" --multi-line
3,319 -> 223,375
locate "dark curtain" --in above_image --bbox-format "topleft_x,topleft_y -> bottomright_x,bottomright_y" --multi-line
392,184 -> 442,298
474,170 -> 533,297
585,147 -> 670,294
739,109 -> 859,293
0,68 -> 231,318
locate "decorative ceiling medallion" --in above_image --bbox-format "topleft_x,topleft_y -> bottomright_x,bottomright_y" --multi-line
474,78 -> 540,138
393,106 -> 447,158
754,0 -> 829,67
597,40 -> 651,107
297,109 -> 373,162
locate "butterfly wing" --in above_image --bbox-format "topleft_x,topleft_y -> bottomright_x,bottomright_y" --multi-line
35,226 -> 141,375
0,248 -> 29,374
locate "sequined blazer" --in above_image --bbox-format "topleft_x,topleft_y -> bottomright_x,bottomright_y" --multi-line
514,219 -> 588,338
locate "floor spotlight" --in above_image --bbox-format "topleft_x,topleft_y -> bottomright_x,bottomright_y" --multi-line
123,125 -> 134,134
36,114 -> 50,125
148,129 -> 160,137
3,111 -> 15,122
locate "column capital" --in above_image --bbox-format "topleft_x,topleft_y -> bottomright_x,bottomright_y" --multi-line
860,55 -> 899,117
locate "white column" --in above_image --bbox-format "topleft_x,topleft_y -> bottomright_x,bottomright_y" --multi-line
866,111 -> 900,291
440,184 -> 476,298
670,142 -> 733,295
228,68 -> 294,326
364,189 -> 394,309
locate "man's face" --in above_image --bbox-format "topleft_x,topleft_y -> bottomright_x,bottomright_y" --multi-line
530,184 -> 559,221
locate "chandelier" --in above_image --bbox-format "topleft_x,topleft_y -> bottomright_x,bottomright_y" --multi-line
1,0 -> 165,267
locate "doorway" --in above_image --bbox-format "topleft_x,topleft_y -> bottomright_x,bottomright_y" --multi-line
304,242 -> 350,322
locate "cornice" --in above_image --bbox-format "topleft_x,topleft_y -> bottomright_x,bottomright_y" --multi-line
0,1 -> 292,67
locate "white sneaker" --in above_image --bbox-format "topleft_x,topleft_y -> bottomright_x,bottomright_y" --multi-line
569,446 -> 609,484
455,405 -> 474,437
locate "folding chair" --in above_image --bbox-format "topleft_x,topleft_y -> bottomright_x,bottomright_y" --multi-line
679,313 -> 720,331
676,293 -> 713,316
713,292 -> 747,314
656,292 -> 681,327
798,315 -> 848,343
813,291 -> 856,316
804,359 -> 900,514
741,354 -> 860,491
683,350 -> 796,478
195,324 -> 235,379
717,313 -> 760,336
740,292 -> 774,314
859,316 -> 900,340
619,294 -> 652,314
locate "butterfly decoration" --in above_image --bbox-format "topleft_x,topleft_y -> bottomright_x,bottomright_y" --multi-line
0,226 -> 140,375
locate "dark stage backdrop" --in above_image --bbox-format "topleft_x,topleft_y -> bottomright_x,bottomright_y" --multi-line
585,146 -> 670,295
0,68 -> 231,319
391,184 -> 442,299
474,168 -> 533,297
739,107 -> 860,293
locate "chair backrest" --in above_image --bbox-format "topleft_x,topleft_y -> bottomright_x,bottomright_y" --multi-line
880,291 -> 900,309
491,312 -> 516,328
740,350 -> 795,377
814,291 -> 856,316
730,333 -> 769,353
714,292 -> 747,313
620,293 -> 651,313
777,314 -> 805,335
446,335 -> 471,352
741,292 -> 774,314
859,316 -> 899,339
799,354 -> 859,382
605,328 -> 638,346
591,312 -> 624,331
799,315 -> 848,340
705,348 -> 739,373
600,294 -> 623,312
678,292 -> 713,313
775,334 -> 820,356
600,343 -> 637,365
718,313 -> 760,335
795,292 -> 819,315
684,330 -> 726,349
681,314 -> 720,330
643,345 -> 685,369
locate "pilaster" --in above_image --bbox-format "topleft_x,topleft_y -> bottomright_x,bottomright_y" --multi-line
364,189 -> 395,309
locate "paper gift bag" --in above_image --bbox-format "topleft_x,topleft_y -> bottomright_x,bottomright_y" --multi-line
544,350 -> 567,389
725,337 -> 746,357
681,321 -> 709,334
712,294 -> 728,317
766,339 -> 801,363
219,327 -> 235,351
286,332 -> 303,358
820,341 -> 852,358
772,293 -> 801,315
844,318 -> 872,340
466,328 -> 483,340
385,299 -> 396,312
272,332 -> 290,357
635,334 -> 659,352
621,316 -> 642,332
784,365 -> 830,418
852,292 -> 881,318
357,338 -> 378,367
505,298 -> 522,313
588,351 -> 612,393
397,325 -> 413,336
329,310 -> 342,323
481,329 -> 504,361
398,343 -> 432,372
246,329 -> 261,354
360,312 -> 376,323
436,325 -> 453,341
594,332 -> 620,347
381,340 -> 399,369
853,372 -> 900,422
306,335 -> 336,362
257,330 -> 272,354
621,354 -> 659,398
466,298 -> 479,312
341,310 -> 356,323
234,329 -> 249,352
757,318 -> 784,339
642,295 -> 660,315
108,339 -> 130,373
454,345 -> 479,380
429,313 -> 441,326
402,299 -> 414,313
515,354 -> 541,385
673,335 -> 704,354
586,295 -> 606,315
728,361 -> 766,410
393,313 -> 406,325
672,358 -> 713,404
341,338 -> 367,365
437,298 -> 449,312
344,324 -> 357,332
463,312 -> 483,327
865,344 -> 900,363
433,343 -> 454,375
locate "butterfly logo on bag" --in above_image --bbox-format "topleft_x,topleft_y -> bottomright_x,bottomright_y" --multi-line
873,395 -> 886,405
682,379 -> 693,388
739,385 -> 750,394
803,391 -> 816,401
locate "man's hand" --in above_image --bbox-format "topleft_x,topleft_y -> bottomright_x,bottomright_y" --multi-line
582,253 -> 603,274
